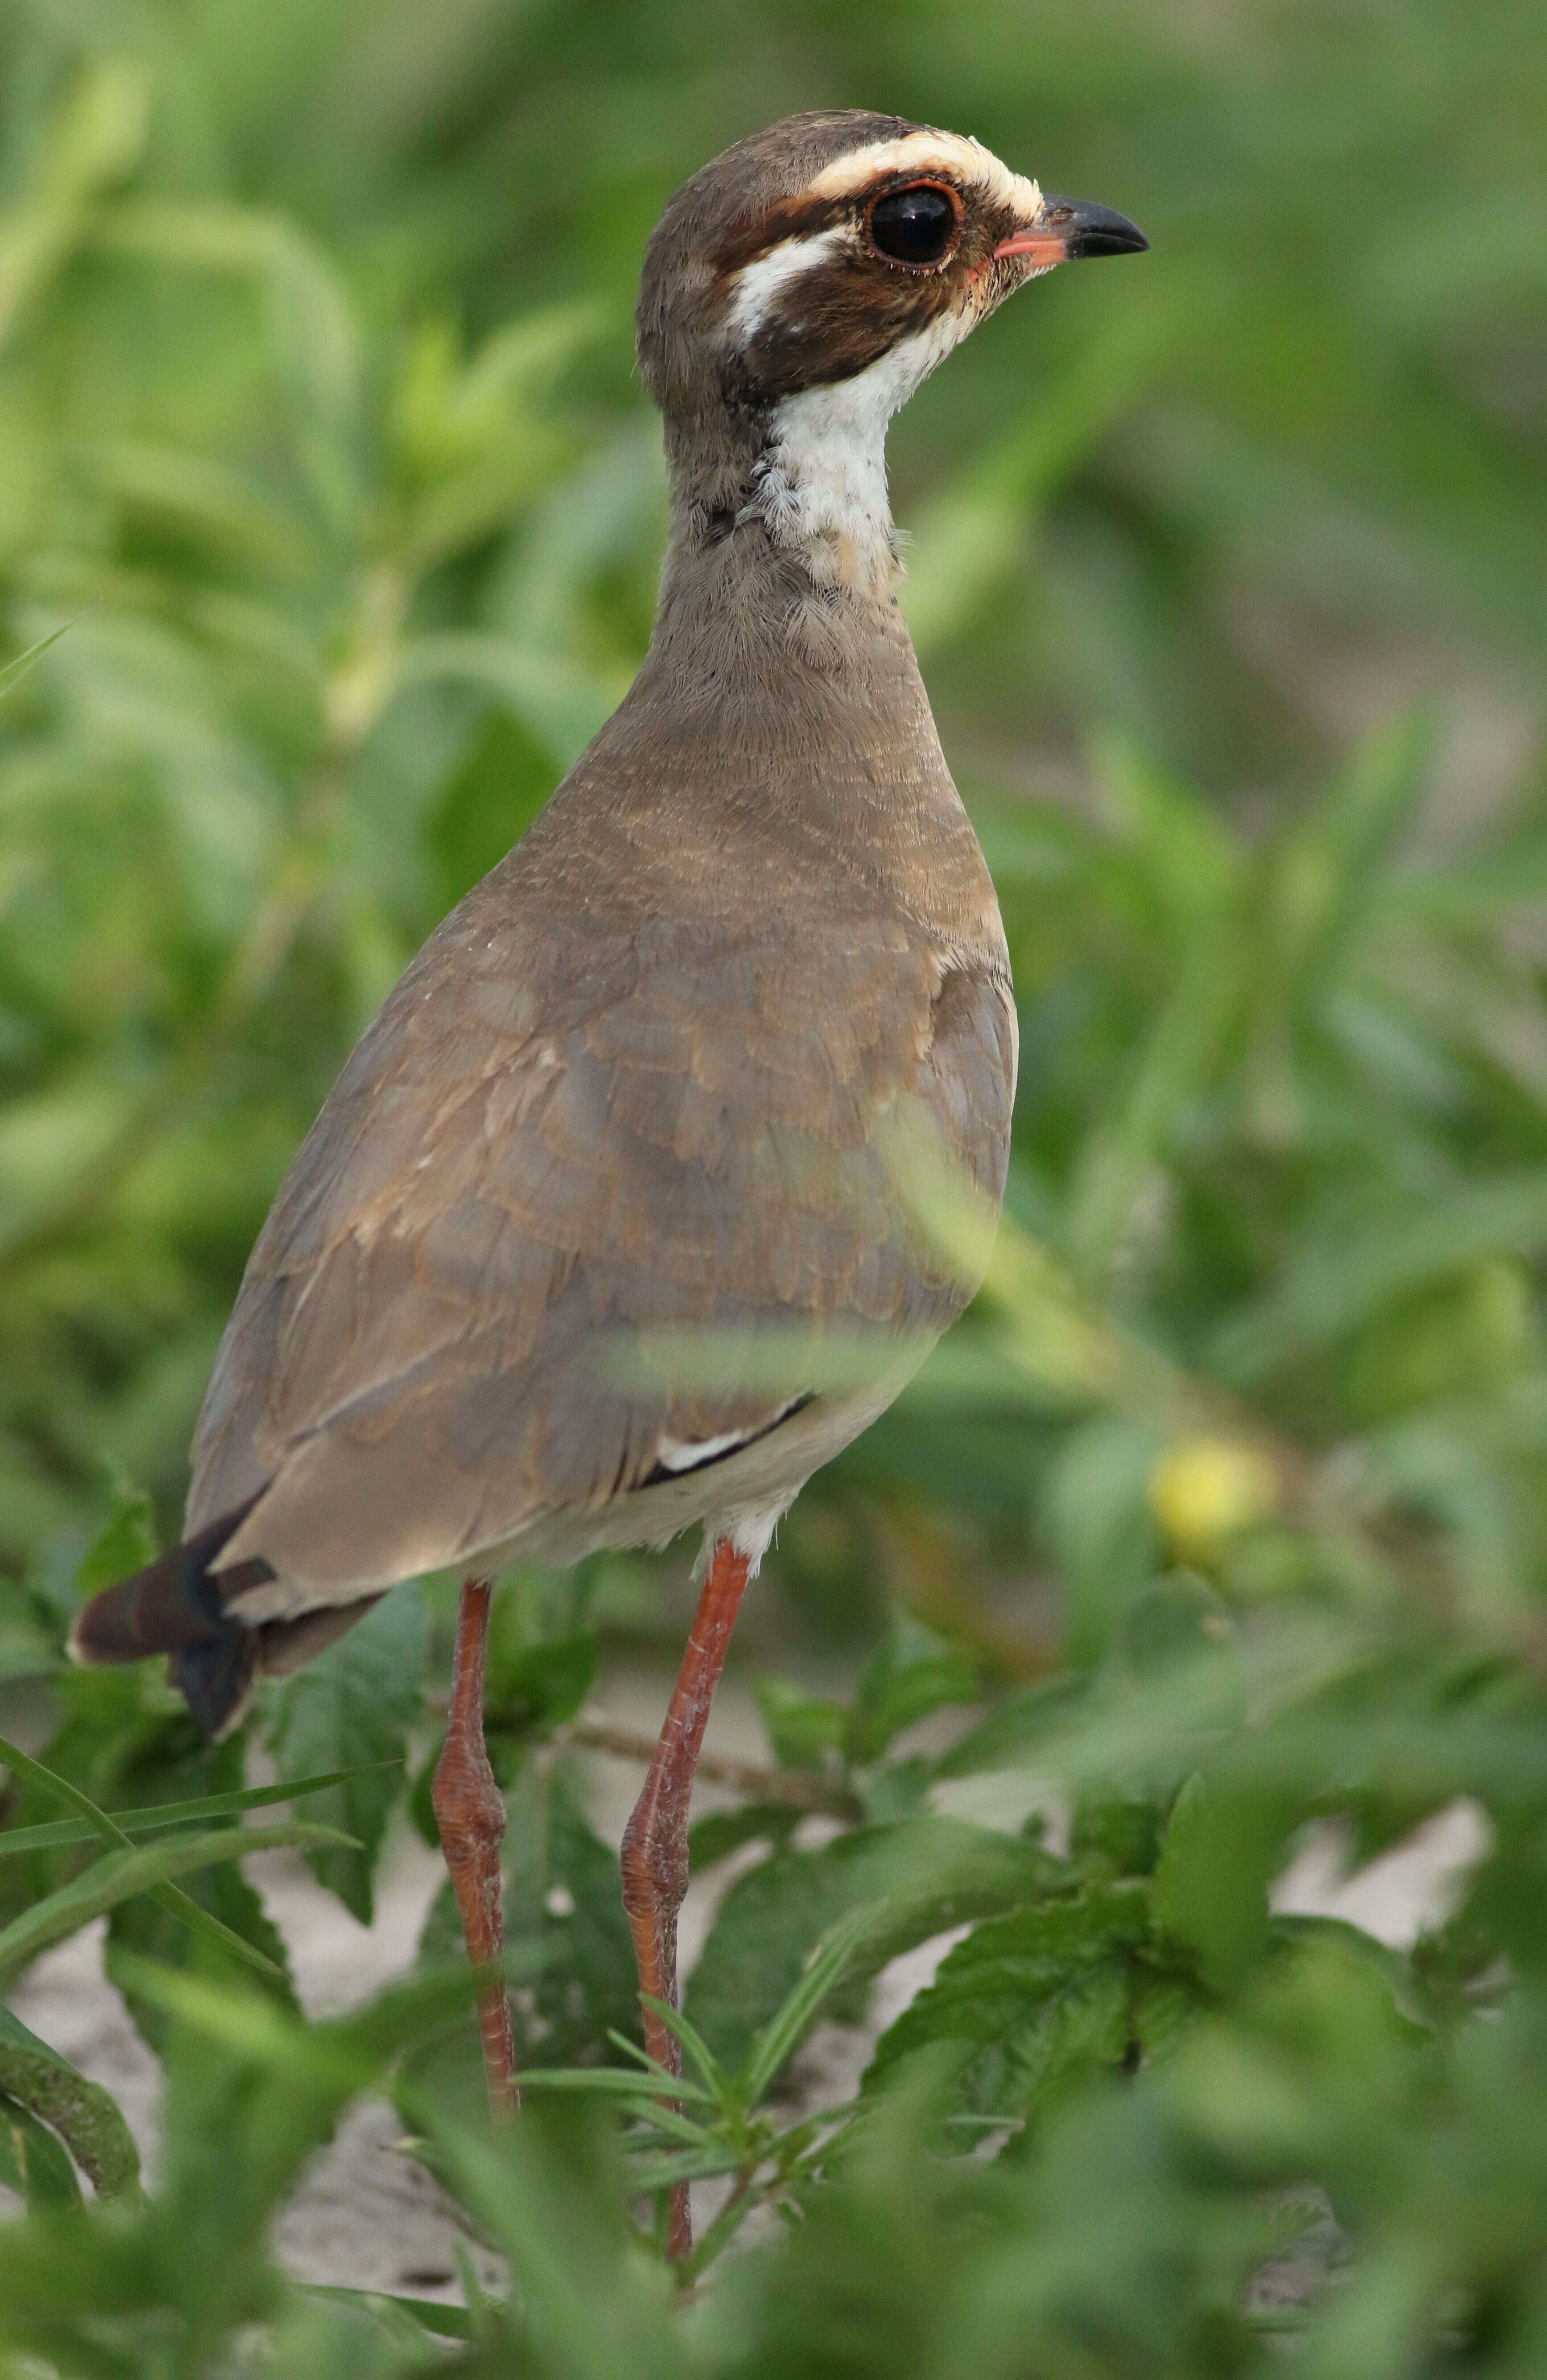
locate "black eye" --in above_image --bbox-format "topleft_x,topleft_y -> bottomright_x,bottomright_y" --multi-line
868,183 -> 959,266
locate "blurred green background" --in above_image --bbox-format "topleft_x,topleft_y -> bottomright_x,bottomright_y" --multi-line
1,0 -> 1545,1683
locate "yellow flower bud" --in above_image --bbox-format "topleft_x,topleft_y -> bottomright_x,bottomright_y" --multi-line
1149,1438 -> 1279,1552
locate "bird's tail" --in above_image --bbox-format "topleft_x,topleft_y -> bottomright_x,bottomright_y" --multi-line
68,1500 -> 272,1739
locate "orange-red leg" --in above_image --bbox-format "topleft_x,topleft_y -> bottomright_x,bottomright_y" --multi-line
432,1576 -> 517,2118
621,1536 -> 752,2260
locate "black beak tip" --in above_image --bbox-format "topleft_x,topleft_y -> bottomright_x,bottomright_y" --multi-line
1043,195 -> 1149,260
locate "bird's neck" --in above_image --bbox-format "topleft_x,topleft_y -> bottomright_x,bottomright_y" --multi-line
655,348 -> 930,626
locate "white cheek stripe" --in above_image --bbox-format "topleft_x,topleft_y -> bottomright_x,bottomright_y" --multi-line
730,227 -> 848,339
805,129 -> 1042,224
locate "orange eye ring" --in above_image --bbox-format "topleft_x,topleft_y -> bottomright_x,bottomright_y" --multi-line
865,179 -> 963,270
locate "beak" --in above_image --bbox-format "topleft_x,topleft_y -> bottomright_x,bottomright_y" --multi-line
993,195 -> 1149,269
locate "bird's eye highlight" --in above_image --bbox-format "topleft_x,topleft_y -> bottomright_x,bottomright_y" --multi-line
867,182 -> 960,267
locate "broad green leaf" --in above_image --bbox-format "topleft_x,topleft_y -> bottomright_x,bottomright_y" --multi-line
265,1589 -> 423,1922
485,1627 -> 598,1740
1152,1768 -> 1301,1991
102,1731 -> 299,2046
756,1677 -> 849,1772
0,2093 -> 79,2209
74,1467 -> 158,1596
863,1883 -> 1199,2125
850,1614 -> 981,1764
0,2004 -> 138,2201
686,1818 -> 1062,2075
935,1678 -> 1091,1780
687,1802 -> 803,1869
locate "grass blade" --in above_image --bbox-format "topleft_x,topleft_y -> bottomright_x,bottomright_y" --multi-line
638,1993 -> 730,2098
738,1903 -> 884,2107
0,1730 -> 290,1981
510,2065 -> 715,2106
0,620 -> 79,704
0,1761 -> 400,1858
304,2285 -> 474,2342
0,1822 -> 354,1972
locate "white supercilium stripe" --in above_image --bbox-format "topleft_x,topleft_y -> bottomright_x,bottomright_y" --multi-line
805,130 -> 1041,224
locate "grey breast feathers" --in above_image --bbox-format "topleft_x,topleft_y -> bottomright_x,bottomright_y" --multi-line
188,825 -> 1016,1608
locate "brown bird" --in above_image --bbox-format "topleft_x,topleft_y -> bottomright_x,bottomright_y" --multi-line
71,111 -> 1145,2252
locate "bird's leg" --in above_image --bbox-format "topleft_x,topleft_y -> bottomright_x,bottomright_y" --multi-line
432,1575 -> 518,2118
621,1535 -> 751,2258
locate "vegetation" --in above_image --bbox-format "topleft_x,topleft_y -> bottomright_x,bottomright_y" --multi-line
1,1 -> 1546,2372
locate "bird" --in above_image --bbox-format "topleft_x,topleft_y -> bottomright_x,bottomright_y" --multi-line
70,111 -> 1145,2253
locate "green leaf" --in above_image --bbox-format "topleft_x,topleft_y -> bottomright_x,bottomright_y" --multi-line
849,1614 -> 981,1765
265,1589 -> 423,1922
74,1467 -> 158,1597
0,2004 -> 138,2201
686,1817 -> 1062,2076
863,1883 -> 1198,2125
687,1802 -> 803,1870
0,1822 -> 353,1972
486,1627 -> 597,1739
303,2286 -> 475,2343
756,1677 -> 849,1772
422,2101 -> 679,2380
934,1677 -> 1091,1780
102,1732 -> 299,2047
0,2092 -> 80,2209
1152,1766 -> 1303,1991
1209,1167 -> 1547,1384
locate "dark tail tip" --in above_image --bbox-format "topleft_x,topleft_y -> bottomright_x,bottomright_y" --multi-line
69,1498 -> 273,1739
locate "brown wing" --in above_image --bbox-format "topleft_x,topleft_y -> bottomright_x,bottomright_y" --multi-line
189,786 -> 1015,1601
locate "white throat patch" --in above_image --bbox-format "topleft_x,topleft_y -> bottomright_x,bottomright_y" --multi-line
745,310 -> 971,592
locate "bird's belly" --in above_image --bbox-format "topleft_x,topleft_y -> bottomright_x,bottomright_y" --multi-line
469,1353 -> 925,1573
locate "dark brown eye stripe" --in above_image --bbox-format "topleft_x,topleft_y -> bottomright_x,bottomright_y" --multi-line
710,192 -> 854,286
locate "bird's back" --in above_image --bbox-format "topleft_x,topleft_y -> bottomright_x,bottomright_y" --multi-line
188,601 -> 1016,1610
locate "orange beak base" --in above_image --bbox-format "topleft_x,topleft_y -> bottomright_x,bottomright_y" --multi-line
994,195 -> 1149,267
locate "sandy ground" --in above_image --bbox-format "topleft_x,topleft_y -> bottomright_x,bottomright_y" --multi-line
4,1665 -> 1490,2306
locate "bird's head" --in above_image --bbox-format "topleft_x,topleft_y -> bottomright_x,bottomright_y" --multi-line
637,112 -> 1145,596
637,109 -> 1146,427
